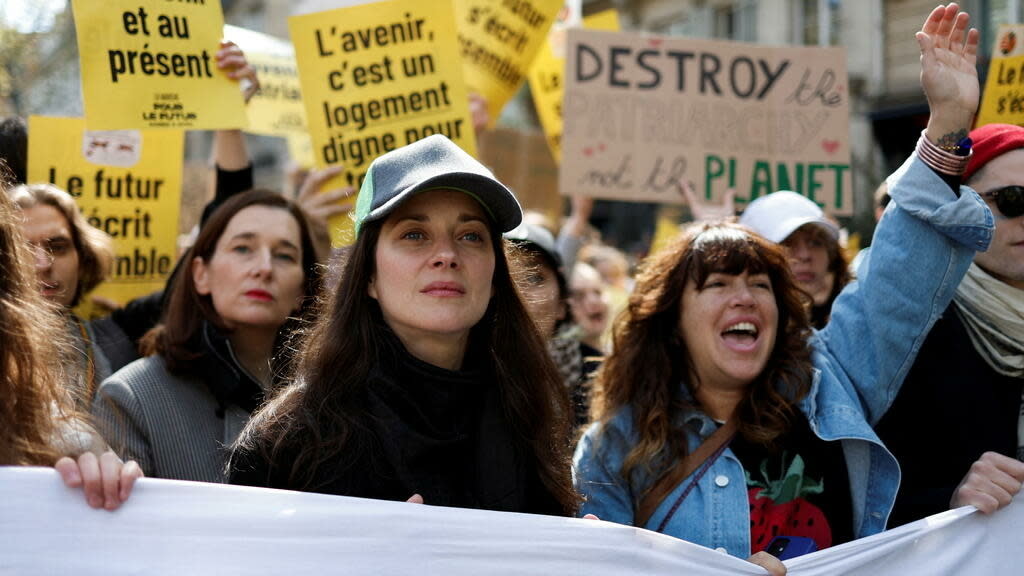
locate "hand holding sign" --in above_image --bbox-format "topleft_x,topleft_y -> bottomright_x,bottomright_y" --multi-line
296,165 -> 356,260
216,41 -> 261,104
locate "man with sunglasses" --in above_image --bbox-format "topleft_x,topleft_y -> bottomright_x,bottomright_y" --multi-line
877,122 -> 1024,528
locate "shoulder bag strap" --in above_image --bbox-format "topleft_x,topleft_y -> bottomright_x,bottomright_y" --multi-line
634,419 -> 738,530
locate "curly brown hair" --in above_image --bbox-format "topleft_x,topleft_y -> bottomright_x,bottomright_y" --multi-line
591,221 -> 814,483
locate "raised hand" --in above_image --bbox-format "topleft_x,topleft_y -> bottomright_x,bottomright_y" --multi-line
296,165 -> 356,260
216,40 -> 261,103
677,178 -> 735,222
916,3 -> 980,146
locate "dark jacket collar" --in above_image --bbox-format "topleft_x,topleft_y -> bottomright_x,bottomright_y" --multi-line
199,321 -> 267,417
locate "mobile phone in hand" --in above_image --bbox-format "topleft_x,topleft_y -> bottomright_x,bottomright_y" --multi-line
765,535 -> 818,560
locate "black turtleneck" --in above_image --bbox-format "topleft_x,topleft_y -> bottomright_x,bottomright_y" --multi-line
230,334 -> 564,515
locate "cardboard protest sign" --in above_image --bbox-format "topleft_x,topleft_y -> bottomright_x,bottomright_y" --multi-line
478,127 -> 560,221
289,0 -> 477,243
455,0 -> 563,125
27,116 -> 182,315
225,25 -> 307,139
71,0 -> 247,130
977,25 -> 1024,127
561,30 -> 853,215
528,9 -> 620,163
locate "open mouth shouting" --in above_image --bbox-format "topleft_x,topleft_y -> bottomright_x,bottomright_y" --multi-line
721,320 -> 760,351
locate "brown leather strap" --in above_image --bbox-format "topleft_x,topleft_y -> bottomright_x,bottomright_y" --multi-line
635,419 -> 738,529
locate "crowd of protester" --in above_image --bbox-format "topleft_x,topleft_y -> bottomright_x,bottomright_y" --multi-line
2,3 -> 1024,574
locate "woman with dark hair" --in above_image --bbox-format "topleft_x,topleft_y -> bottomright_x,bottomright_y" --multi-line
0,183 -> 140,508
575,4 -> 1011,559
92,189 -> 320,483
229,135 -> 578,516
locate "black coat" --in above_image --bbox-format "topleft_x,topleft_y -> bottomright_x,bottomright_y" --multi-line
875,303 -> 1024,527
229,337 -> 564,516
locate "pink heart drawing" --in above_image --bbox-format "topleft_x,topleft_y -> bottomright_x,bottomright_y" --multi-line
598,143 -> 606,152
822,140 -> 840,155
648,37 -> 663,48
836,84 -> 845,92
583,147 -> 594,157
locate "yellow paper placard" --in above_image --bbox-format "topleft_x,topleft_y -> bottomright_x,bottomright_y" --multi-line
27,116 -> 183,315
528,9 -> 619,163
977,25 -> 1024,127
71,0 -> 247,130
226,25 -> 308,139
455,0 -> 563,125
290,0 -> 477,245
286,134 -> 316,170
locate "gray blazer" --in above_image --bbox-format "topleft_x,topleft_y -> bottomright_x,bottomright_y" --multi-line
92,355 -> 250,483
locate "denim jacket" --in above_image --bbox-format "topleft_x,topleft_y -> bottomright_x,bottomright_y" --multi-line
573,153 -> 993,558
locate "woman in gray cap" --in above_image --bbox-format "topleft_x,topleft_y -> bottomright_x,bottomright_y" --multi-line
230,135 -> 578,516
739,191 -> 851,328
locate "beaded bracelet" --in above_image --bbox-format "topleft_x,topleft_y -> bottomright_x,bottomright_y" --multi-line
915,130 -> 972,176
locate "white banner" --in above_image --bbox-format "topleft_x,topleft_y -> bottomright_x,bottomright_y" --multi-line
0,467 -> 1021,575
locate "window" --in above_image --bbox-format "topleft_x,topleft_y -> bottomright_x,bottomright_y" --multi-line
797,0 -> 841,46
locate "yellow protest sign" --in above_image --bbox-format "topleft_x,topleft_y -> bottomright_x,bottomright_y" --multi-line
977,25 -> 1024,127
27,116 -> 183,315
456,0 -> 563,125
528,9 -> 619,163
225,25 -> 308,139
290,0 -> 477,244
71,0 -> 247,130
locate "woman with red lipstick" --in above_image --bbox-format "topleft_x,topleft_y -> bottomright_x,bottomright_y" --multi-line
574,3 -> 1004,560
230,135 -> 578,516
91,190 -> 320,482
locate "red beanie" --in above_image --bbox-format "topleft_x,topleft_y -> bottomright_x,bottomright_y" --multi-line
963,123 -> 1024,182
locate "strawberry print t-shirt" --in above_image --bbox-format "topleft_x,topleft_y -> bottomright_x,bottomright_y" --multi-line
728,414 -> 853,553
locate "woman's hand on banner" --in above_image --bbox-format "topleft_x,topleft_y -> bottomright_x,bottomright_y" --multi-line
55,451 -> 143,511
746,551 -> 787,576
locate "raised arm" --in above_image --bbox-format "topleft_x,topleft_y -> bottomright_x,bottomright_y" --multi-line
816,3 -> 992,422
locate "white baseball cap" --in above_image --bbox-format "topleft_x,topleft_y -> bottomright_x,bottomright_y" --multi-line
739,191 -> 839,244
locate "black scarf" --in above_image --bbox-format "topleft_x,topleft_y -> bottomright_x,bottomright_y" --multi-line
197,321 -> 267,418
363,334 -> 547,512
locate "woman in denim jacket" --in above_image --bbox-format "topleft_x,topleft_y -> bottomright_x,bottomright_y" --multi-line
574,3 -> 1005,559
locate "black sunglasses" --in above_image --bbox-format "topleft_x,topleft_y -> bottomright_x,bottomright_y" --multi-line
981,186 -> 1024,219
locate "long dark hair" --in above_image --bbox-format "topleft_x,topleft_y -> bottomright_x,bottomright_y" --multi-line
143,189 -> 320,377
592,221 -> 814,482
235,211 -> 579,514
